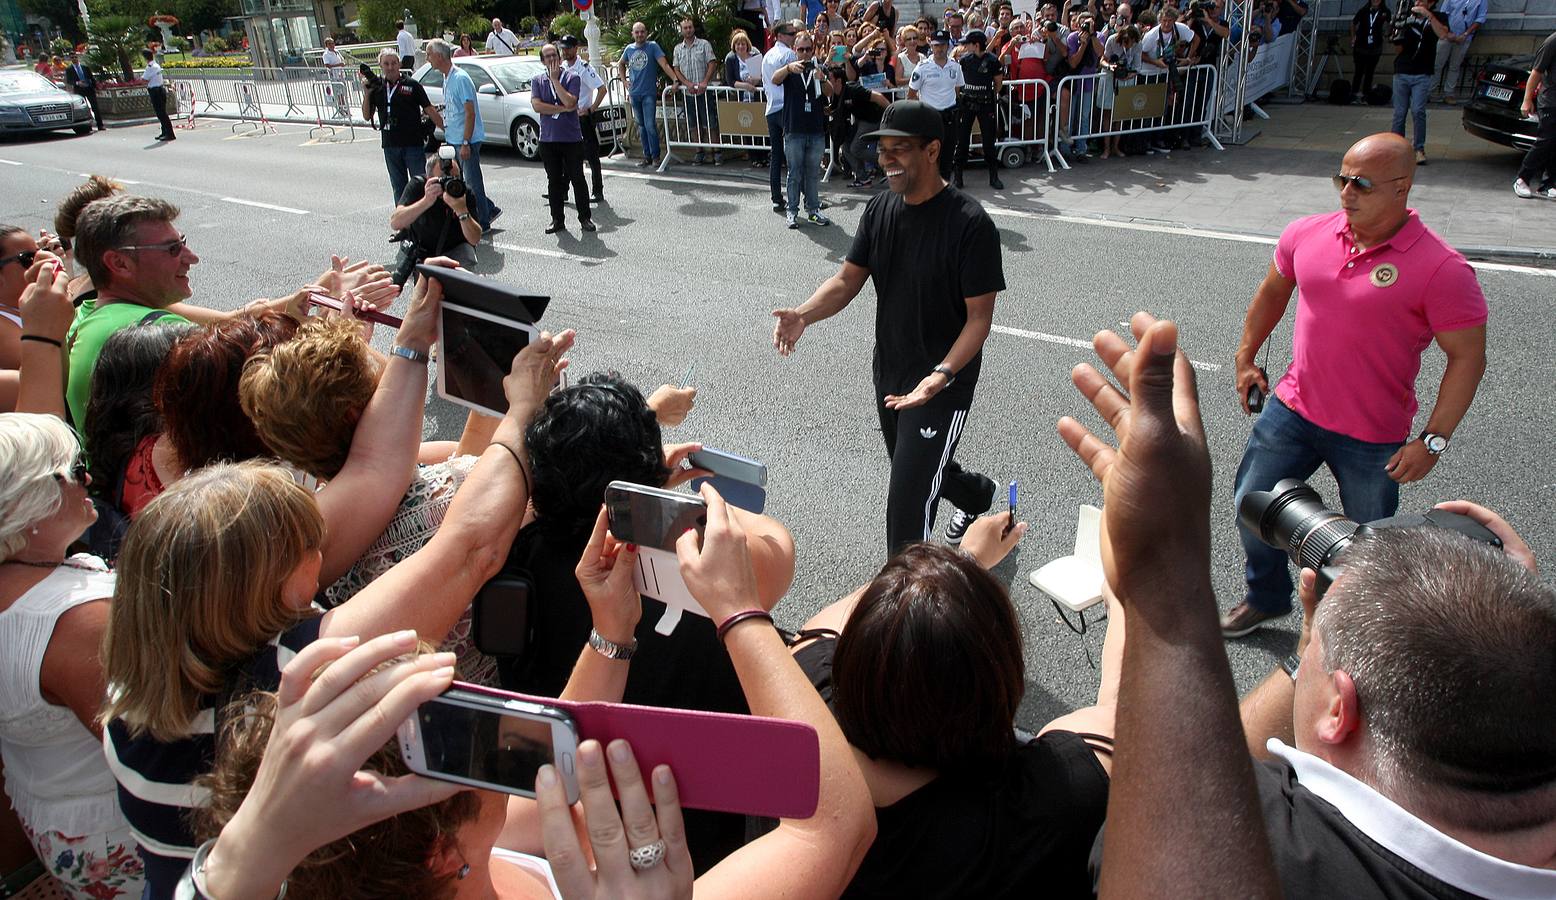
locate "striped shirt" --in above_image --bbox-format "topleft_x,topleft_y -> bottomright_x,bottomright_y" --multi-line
104,617 -> 320,899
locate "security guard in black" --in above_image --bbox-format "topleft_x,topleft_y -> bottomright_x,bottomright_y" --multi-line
955,31 -> 1005,189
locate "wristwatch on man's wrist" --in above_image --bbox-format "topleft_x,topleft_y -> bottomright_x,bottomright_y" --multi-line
932,364 -> 957,386
1420,431 -> 1449,456
457,212 -> 472,221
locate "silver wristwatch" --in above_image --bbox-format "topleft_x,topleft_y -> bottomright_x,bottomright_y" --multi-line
932,364 -> 957,386
589,628 -> 637,660
390,344 -> 429,364
1420,431 -> 1449,456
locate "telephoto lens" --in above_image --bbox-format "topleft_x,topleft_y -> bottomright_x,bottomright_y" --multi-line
440,176 -> 467,198
1238,479 -> 1362,575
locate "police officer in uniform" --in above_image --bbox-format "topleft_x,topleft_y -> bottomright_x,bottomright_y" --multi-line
561,35 -> 609,203
954,30 -> 1004,189
907,30 -> 964,179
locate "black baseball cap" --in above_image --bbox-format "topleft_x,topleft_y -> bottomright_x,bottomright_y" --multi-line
558,34 -> 579,48
930,29 -> 952,44
961,29 -> 988,45
862,99 -> 945,143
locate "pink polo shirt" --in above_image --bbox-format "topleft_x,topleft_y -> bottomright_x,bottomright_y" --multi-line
1272,210 -> 1487,444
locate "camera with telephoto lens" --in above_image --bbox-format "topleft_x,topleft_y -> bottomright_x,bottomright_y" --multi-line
433,144 -> 466,198
1387,0 -> 1424,44
1239,479 -> 1503,599
1043,19 -> 1060,32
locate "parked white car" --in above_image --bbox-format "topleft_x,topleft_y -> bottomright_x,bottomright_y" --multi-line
414,56 -> 626,160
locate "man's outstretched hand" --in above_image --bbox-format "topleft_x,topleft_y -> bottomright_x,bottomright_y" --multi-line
1056,312 -> 1213,612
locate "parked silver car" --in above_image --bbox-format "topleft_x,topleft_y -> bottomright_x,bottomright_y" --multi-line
0,71 -> 94,137
413,56 -> 626,160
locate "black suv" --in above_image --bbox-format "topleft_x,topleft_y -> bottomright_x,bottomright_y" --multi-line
1462,55 -> 1538,151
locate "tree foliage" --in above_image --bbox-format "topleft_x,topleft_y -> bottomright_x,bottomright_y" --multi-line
356,0 -> 474,41
19,0 -> 87,42
86,14 -> 146,81
603,0 -> 739,62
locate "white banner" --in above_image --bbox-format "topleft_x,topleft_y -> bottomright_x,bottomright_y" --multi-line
1221,31 -> 1296,114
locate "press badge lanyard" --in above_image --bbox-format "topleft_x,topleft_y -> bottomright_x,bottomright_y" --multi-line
800,68 -> 819,112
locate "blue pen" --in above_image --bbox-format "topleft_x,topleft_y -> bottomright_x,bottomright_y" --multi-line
1003,481 -> 1018,538
680,362 -> 696,389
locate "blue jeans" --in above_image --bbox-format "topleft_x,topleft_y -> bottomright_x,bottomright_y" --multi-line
631,94 -> 660,161
384,144 -> 425,206
1232,397 -> 1403,614
767,111 -> 787,205
454,142 -> 499,228
784,131 -> 824,215
1391,73 -> 1431,150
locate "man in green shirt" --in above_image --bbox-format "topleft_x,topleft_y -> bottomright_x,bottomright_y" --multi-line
65,195 -> 196,428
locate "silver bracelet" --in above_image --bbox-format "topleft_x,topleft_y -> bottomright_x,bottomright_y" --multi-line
589,628 -> 638,661
179,837 -> 288,900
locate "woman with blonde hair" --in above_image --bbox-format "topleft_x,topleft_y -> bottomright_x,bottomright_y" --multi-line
896,24 -> 925,80
239,314 -> 501,684
99,276 -> 574,897
0,413 -> 143,898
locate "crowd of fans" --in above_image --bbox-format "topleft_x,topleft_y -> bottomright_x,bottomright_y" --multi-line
607,0 -> 1274,191
0,145 -> 1551,900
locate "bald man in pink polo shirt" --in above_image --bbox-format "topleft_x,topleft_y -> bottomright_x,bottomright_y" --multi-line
1222,133 -> 1488,638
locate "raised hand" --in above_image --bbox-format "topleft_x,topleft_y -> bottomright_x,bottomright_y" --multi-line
575,505 -> 643,644
771,308 -> 806,356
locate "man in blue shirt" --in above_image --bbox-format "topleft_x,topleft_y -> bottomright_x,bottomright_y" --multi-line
1431,0 -> 1486,103
617,21 -> 678,166
429,38 -> 502,229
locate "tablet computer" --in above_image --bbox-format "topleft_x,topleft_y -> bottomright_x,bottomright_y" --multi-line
415,264 -> 549,323
437,301 -> 539,418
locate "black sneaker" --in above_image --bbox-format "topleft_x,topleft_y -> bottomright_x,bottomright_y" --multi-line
944,508 -> 976,545
773,201 -> 785,213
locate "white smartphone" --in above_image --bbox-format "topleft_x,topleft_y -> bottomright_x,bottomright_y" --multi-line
398,685 -> 581,803
436,301 -> 540,418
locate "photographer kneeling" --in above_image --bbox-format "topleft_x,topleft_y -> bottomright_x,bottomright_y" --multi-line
389,148 -> 482,285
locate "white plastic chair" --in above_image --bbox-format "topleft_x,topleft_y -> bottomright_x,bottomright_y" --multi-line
1028,505 -> 1105,615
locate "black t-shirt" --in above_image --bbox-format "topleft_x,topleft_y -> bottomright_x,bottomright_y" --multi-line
794,637 -> 1110,899
1192,18 -> 1226,62
1393,15 -> 1439,76
960,51 -> 1004,108
1275,0 -> 1309,36
1534,30 -> 1556,110
840,82 -> 884,125
847,186 -> 1005,402
497,520 -> 750,872
1352,4 -> 1391,52
781,68 -> 829,133
865,2 -> 899,34
397,177 -> 468,256
369,75 -> 431,148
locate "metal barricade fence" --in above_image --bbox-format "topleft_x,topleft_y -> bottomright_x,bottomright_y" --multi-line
172,80 -> 197,129
657,84 -> 771,170
995,78 -> 1057,172
1050,63 -> 1224,168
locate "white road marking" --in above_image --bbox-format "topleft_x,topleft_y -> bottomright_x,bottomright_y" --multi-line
219,197 -> 309,215
992,323 -> 1222,372
1471,259 -> 1556,278
489,241 -> 594,263
0,158 -> 22,166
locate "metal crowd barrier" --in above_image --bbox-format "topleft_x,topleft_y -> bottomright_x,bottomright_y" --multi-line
657,84 -> 771,170
995,78 -> 1057,172
1051,63 -> 1224,168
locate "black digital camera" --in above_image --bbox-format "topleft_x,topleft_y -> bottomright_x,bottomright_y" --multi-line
1239,479 -> 1502,599
1387,0 -> 1425,44
435,174 -> 467,198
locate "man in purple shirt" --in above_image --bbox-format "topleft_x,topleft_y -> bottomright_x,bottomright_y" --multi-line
532,43 -> 596,234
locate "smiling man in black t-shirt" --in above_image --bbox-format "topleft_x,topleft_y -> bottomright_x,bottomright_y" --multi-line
773,100 -> 1001,553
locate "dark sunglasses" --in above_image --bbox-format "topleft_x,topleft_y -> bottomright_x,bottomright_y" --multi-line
55,458 -> 89,486
1331,173 -> 1408,193
0,250 -> 38,270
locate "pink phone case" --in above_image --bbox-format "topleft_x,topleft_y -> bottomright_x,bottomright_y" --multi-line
451,682 -> 820,819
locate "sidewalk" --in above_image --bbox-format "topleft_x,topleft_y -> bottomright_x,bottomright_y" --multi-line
1021,101 -> 1554,260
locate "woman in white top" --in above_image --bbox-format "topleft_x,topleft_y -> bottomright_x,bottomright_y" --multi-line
0,412 -> 143,898
896,24 -> 925,81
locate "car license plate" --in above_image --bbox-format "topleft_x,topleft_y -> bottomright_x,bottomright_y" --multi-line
39,112 -> 68,122
1483,85 -> 1514,103
600,106 -> 622,119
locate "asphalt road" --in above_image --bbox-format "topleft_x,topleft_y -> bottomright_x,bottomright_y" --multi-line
3,121 -> 1551,729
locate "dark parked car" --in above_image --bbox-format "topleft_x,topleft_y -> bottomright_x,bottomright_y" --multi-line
1462,54 -> 1537,151
0,71 -> 95,137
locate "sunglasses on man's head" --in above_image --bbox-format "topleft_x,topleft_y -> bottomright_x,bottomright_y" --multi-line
0,250 -> 38,270
1331,173 -> 1408,193
115,233 -> 189,256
